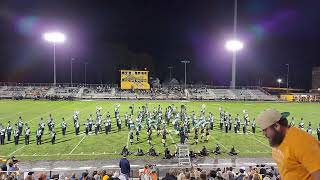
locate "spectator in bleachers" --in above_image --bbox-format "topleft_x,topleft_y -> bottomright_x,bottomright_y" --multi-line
162,169 -> 177,180
257,109 -> 320,179
252,173 -> 261,180
177,170 -> 185,180
24,172 -> 35,180
37,172 -> 48,180
100,170 -> 108,180
7,160 -> 18,173
207,170 -> 216,180
70,172 -> 77,180
80,171 -> 89,180
235,167 -> 247,180
112,171 -> 120,180
199,171 -> 207,180
149,168 -> 157,180
184,172 -> 191,180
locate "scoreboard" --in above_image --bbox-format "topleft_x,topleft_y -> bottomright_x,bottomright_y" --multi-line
120,70 -> 150,90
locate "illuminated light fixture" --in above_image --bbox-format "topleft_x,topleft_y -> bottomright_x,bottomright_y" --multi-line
225,39 -> 243,52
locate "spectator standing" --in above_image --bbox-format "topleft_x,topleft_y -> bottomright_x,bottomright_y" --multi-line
119,155 -> 130,180
257,109 -> 320,180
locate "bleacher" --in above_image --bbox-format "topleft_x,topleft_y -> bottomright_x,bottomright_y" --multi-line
25,86 -> 50,99
249,89 -> 278,101
0,86 -> 32,99
0,83 -> 279,101
189,88 -> 215,100
209,89 -> 236,100
82,86 -> 114,99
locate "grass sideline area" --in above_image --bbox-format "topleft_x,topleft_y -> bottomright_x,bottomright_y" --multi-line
0,100 -> 319,161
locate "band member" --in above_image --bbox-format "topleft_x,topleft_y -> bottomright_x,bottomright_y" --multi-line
24,126 -> 31,145
40,118 -> 45,135
213,144 -> 221,155
136,129 -> 140,141
234,122 -> 238,133
205,126 -> 210,141
36,126 -> 42,145
129,131 -> 134,145
48,114 -> 53,132
13,125 -> 19,145
75,120 -> 80,135
6,121 -> 12,141
61,118 -> 67,136
194,130 -> 199,145
85,119 -> 89,135
0,124 -> 5,145
51,129 -> 56,144
162,128 -> 167,147
200,127 -> 205,141
89,114 -> 93,132
252,119 -> 256,134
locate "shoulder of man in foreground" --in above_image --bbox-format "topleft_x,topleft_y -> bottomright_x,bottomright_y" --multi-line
290,127 -> 320,178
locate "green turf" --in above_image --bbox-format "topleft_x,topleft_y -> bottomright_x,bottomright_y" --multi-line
0,100 -> 319,161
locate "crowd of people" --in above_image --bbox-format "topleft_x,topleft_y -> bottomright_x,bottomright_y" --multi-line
0,157 -> 280,180
0,156 -> 20,180
160,166 -> 279,180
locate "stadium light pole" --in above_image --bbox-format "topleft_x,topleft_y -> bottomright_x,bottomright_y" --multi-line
70,58 -> 76,86
181,60 -> 190,90
168,66 -> 174,81
43,32 -> 66,86
277,78 -> 282,88
84,62 -> 88,86
225,0 -> 243,89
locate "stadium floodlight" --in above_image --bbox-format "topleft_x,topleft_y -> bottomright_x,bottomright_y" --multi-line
225,0 -> 244,89
43,32 -> 66,86
225,39 -> 243,89
225,40 -> 243,52
43,32 -> 66,43
277,78 -> 282,88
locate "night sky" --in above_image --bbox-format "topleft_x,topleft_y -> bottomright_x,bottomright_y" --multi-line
0,0 -> 319,89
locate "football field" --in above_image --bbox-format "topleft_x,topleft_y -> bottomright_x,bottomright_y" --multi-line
0,100 -> 319,161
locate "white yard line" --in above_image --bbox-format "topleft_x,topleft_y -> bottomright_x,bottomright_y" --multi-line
126,131 -> 130,148
6,102 -> 79,157
67,103 -> 115,155
168,131 -> 177,149
69,135 -> 87,154
248,131 -> 271,149
8,145 -> 26,157
211,136 -> 228,151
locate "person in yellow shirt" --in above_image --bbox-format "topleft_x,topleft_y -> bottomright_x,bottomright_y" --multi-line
256,109 -> 320,180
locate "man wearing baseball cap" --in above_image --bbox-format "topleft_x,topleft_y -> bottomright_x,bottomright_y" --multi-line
256,109 -> 320,180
